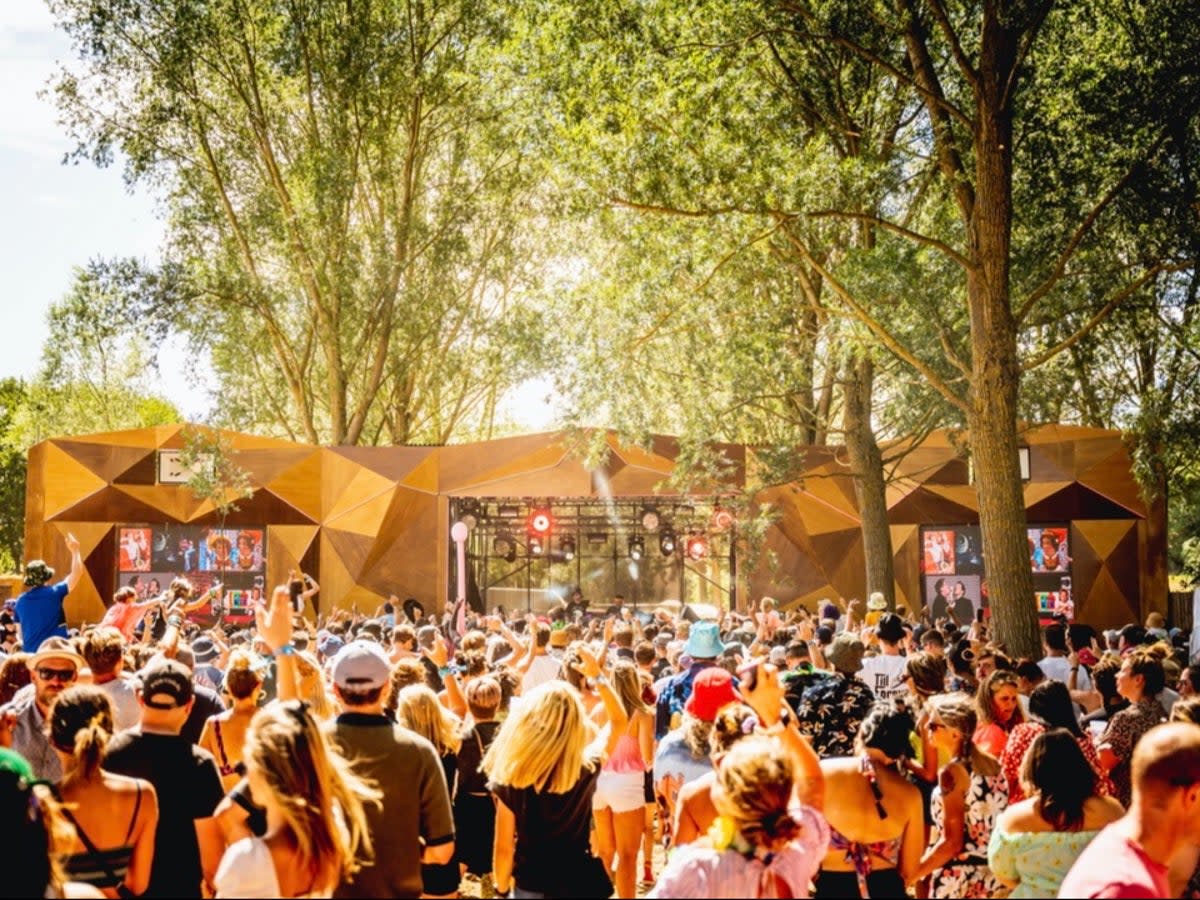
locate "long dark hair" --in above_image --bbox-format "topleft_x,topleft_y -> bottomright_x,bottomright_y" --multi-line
1025,729 -> 1096,831
1028,681 -> 1083,737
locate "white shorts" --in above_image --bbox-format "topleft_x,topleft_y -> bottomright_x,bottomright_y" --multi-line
592,770 -> 646,814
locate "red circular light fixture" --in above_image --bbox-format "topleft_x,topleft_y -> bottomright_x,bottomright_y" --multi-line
528,509 -> 553,534
685,533 -> 710,561
711,507 -> 734,531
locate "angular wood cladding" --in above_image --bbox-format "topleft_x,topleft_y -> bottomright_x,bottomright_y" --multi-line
24,424 -> 1161,629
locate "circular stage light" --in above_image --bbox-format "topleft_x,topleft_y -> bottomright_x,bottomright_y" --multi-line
659,528 -> 676,556
529,509 -> 553,534
641,509 -> 661,532
628,536 -> 645,561
686,533 -> 710,561
559,537 -> 576,560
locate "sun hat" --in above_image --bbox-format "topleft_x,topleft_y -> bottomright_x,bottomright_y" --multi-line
826,632 -> 866,674
27,637 -> 86,673
867,592 -> 888,612
684,667 -> 740,722
331,640 -> 391,690
191,637 -> 219,664
549,628 -> 571,649
23,561 -> 55,588
684,621 -> 725,659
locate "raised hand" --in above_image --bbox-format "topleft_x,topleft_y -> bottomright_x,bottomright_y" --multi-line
255,585 -> 294,652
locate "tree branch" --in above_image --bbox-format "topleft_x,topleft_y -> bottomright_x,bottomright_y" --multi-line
923,0 -> 979,92
806,209 -> 971,269
1016,131 -> 1169,323
775,216 -> 968,413
1021,264 -> 1184,372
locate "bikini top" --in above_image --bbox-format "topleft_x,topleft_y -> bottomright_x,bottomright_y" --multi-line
61,783 -> 142,898
213,718 -> 246,778
825,757 -> 904,900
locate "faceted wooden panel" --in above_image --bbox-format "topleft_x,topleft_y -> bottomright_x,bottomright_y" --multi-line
24,422 -> 1163,624
42,444 -> 108,520
265,452 -> 324,521
52,440 -> 156,484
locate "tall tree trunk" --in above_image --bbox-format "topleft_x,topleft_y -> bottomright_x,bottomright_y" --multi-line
843,356 -> 895,607
966,7 -> 1040,659
1139,444 -> 1170,622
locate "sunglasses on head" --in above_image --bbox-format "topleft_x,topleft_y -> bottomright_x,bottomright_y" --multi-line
36,667 -> 76,683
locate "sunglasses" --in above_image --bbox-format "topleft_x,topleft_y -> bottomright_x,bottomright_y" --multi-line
36,667 -> 77,683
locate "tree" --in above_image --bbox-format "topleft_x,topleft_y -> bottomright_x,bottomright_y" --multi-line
49,0 -> 553,445
178,426 -> 254,541
519,0 -> 1198,654
0,379 -> 29,572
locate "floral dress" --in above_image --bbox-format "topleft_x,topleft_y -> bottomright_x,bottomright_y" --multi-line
1000,723 -> 1114,802
929,762 -> 1009,899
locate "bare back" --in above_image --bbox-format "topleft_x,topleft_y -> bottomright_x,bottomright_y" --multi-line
819,757 -> 922,874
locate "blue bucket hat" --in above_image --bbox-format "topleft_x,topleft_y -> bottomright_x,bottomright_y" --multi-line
683,621 -> 725,659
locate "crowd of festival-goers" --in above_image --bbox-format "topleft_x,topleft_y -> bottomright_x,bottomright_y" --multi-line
3,533 -> 1200,899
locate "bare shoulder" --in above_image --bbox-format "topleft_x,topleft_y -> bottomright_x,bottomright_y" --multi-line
996,796 -> 1043,833
1085,794 -> 1125,825
939,761 -> 968,793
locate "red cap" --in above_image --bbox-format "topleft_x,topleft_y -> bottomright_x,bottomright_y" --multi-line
1077,648 -> 1099,668
685,667 -> 740,723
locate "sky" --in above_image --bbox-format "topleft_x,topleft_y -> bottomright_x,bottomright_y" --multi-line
0,0 -> 558,434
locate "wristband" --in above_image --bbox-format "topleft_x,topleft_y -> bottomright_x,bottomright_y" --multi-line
593,674 -> 611,688
273,644 -> 297,657
167,615 -> 183,629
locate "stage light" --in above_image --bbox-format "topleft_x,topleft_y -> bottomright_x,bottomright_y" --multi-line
529,535 -> 545,557
686,532 -> 710,561
498,504 -> 520,518
659,528 -> 676,556
628,536 -> 645,561
587,532 -> 609,545
641,508 -> 661,532
529,508 -> 553,534
559,537 -> 576,560
459,499 -> 482,530
711,506 -> 734,531
493,532 -> 515,558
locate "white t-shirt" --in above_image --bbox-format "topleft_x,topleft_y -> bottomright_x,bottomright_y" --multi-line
859,654 -> 908,700
1038,655 -> 1092,692
521,653 -> 563,694
97,675 -> 140,731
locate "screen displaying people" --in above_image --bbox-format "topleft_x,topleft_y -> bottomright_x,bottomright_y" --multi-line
921,523 -> 1072,623
117,523 -> 267,625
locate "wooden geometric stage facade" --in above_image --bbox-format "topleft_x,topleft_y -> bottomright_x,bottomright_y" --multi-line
23,423 -> 1163,629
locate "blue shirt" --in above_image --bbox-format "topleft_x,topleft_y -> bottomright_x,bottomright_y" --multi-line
15,581 -> 69,652
654,661 -> 718,739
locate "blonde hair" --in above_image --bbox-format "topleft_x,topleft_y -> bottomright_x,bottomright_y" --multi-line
711,738 -> 802,852
223,648 -> 263,701
612,661 -> 651,719
930,691 -> 1000,777
396,685 -> 462,756
483,681 -> 598,793
292,652 -> 336,721
244,701 -> 380,894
